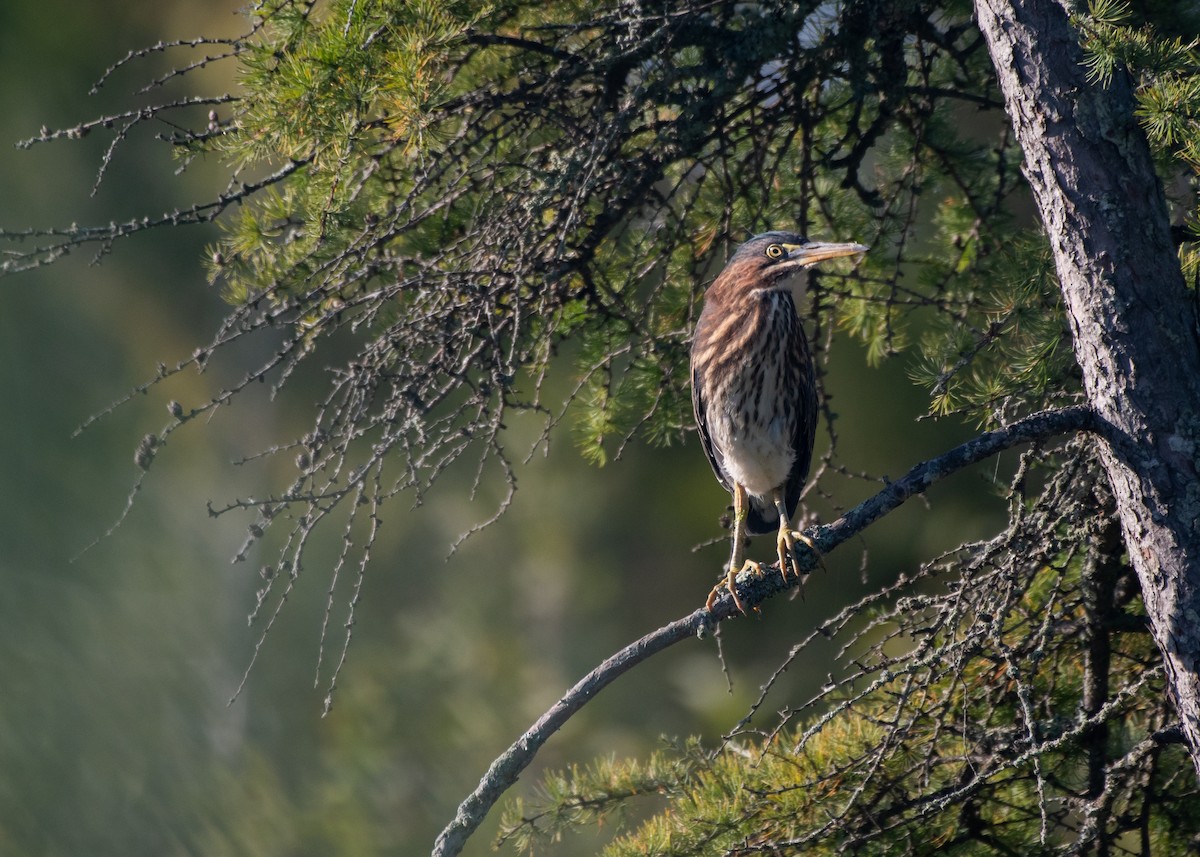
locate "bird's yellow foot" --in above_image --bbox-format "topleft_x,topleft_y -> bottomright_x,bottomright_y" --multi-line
707,559 -> 763,614
777,527 -> 825,583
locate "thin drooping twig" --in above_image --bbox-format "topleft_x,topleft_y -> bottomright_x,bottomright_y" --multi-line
431,404 -> 1098,857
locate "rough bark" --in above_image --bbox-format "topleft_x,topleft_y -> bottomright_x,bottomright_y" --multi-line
974,0 -> 1200,771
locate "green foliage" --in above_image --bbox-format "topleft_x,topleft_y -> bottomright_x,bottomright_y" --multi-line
497,742 -> 703,851
208,0 -> 496,306
1080,1 -> 1200,296
911,235 -> 1071,422
1082,0 -> 1200,171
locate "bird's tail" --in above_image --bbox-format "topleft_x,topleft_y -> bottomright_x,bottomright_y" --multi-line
745,494 -> 781,535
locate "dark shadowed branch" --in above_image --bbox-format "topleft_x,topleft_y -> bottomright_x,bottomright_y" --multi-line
432,404 -> 1097,857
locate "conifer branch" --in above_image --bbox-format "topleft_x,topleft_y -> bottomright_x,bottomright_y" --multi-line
432,403 -> 1097,857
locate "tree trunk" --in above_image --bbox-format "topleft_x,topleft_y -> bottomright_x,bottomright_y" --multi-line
973,0 -> 1200,771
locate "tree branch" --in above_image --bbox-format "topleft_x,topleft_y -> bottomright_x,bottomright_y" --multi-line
431,404 -> 1097,857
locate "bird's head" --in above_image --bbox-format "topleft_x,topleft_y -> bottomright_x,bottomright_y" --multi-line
723,231 -> 868,289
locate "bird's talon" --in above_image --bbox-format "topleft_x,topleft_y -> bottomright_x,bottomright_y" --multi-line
706,559 -> 762,615
789,529 -> 826,573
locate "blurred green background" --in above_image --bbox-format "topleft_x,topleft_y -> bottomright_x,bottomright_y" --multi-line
0,3 -> 1008,854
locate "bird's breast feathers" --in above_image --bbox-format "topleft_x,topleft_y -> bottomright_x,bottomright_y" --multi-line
706,403 -> 797,497
701,291 -> 802,497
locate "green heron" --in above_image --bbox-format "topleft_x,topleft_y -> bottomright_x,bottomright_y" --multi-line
691,232 -> 867,613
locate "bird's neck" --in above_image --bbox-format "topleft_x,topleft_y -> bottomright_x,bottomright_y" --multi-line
693,281 -> 799,371
705,278 -> 797,318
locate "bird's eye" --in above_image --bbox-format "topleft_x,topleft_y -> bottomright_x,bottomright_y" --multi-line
765,244 -> 784,259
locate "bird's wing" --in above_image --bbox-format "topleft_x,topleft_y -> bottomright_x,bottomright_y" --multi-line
692,364 -> 732,495
782,346 -> 819,524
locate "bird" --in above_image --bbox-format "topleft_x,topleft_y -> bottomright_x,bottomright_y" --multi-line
691,231 -> 867,613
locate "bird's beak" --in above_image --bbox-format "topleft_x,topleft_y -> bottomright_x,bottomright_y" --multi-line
782,241 -> 869,267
